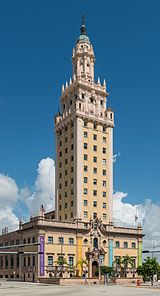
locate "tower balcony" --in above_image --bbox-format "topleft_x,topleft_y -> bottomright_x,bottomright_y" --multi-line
77,77 -> 107,95
75,108 -> 114,127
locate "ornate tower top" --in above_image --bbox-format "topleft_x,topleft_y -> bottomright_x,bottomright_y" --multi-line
80,15 -> 87,35
72,17 -> 95,81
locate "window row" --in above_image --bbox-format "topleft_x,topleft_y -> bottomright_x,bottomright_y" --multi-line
84,178 -> 106,185
59,133 -> 74,145
84,161 -> 106,172
48,236 -> 74,245
59,163 -> 74,173
59,200 -> 73,210
84,132 -> 106,143
48,255 -> 74,267
83,212 -> 107,220
59,168 -> 74,175
0,255 -> 35,269
1,237 -> 36,247
84,122 -> 107,132
84,143 -> 106,154
83,200 -> 106,208
115,241 -> 136,249
83,190 -> 107,197
59,123 -> 74,135
84,155 -> 107,166
59,145 -> 74,156
59,212 -> 73,220
83,166 -> 107,175
59,155 -> 74,163
59,190 -> 74,200
59,176 -> 74,184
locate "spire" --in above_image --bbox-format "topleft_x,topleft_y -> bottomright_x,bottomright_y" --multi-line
80,15 -> 87,35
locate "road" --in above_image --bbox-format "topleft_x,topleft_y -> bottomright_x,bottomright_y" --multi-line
0,281 -> 160,296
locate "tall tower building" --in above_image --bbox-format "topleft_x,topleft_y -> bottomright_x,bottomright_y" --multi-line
0,19 -> 143,282
54,18 -> 114,224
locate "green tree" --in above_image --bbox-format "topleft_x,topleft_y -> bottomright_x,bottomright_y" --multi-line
55,256 -> 68,267
137,256 -> 160,285
55,256 -> 68,277
76,259 -> 88,277
137,265 -> 148,282
100,266 -> 113,276
113,255 -> 134,277
122,254 -> 134,269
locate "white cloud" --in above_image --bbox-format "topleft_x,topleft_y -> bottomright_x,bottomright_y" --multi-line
0,157 -> 55,232
0,174 -> 19,231
113,191 -> 160,250
0,174 -> 19,206
0,158 -> 159,254
21,157 -> 55,216
113,152 -> 121,163
0,207 -> 19,231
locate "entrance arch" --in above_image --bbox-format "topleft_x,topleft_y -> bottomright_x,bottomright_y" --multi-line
92,261 -> 98,278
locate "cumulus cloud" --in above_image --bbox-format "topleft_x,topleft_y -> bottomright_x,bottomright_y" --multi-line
0,157 -> 159,253
0,207 -> 19,231
0,174 -> 19,206
113,192 -> 160,250
0,157 -> 55,232
0,174 -> 19,231
22,157 -> 55,216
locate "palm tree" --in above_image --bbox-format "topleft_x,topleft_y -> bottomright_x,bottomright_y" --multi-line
113,255 -> 134,277
122,255 -> 134,270
76,259 -> 88,277
55,256 -> 68,277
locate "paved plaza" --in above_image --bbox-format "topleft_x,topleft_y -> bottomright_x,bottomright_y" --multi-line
0,282 -> 160,296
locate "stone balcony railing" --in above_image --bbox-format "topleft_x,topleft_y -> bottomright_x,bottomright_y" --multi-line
21,216 -> 142,237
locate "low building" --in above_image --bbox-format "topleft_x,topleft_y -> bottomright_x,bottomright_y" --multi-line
0,211 -> 143,282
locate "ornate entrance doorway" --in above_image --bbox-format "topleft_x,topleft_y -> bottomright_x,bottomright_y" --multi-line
92,261 -> 98,278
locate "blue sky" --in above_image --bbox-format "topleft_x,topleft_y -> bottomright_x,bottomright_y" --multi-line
0,0 -> 160,207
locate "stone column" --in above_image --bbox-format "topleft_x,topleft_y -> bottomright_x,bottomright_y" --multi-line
138,240 -> 142,266
76,234 -> 83,276
108,239 -> 113,267
88,252 -> 92,278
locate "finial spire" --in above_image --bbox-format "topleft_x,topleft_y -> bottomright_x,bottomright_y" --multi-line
80,15 -> 87,35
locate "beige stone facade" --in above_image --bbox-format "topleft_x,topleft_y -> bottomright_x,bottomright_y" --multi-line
0,212 -> 143,281
0,19 -> 144,282
54,21 -> 114,224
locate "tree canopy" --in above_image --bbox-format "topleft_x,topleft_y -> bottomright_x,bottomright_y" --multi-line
137,256 -> 160,281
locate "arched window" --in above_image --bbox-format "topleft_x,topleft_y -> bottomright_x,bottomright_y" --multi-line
93,237 -> 98,249
84,238 -> 88,245
90,97 -> 94,103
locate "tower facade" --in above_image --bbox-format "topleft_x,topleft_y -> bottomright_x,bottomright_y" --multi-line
54,20 -> 114,224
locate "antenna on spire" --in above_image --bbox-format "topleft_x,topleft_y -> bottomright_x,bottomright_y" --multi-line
80,14 -> 87,35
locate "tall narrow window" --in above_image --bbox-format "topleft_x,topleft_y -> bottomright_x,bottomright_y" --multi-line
93,237 -> 98,249
48,256 -> 53,266
93,134 -> 97,140
103,159 -> 106,165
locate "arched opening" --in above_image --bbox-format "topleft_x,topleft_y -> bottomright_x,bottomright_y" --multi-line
93,237 -> 98,249
92,261 -> 98,278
